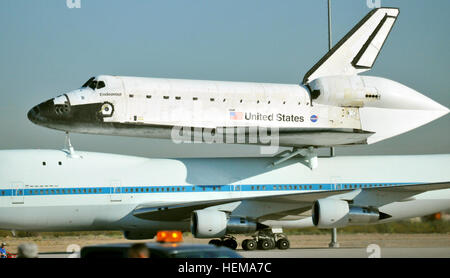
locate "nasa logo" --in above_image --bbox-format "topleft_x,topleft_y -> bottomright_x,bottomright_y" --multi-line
310,115 -> 318,123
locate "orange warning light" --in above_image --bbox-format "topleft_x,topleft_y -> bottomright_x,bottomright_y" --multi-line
156,230 -> 183,243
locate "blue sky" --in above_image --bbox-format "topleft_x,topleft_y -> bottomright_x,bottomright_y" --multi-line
0,0 -> 448,157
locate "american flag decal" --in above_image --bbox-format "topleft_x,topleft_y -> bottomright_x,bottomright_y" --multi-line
230,111 -> 243,120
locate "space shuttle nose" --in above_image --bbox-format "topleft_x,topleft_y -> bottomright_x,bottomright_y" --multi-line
27,99 -> 56,124
27,105 -> 39,123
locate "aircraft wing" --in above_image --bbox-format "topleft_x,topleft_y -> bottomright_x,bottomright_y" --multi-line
133,181 -> 450,222
303,8 -> 400,84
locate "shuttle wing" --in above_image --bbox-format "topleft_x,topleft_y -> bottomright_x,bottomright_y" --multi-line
303,8 -> 400,84
133,181 -> 449,221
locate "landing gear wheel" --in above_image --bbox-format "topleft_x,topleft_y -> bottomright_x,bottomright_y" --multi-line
222,239 -> 238,250
257,239 -> 274,250
209,239 -> 222,247
276,238 -> 290,250
242,239 -> 257,251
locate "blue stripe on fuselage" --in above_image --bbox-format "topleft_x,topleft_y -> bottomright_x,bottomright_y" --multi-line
0,183 -> 415,197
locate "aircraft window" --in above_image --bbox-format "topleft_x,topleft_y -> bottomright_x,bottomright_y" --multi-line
223,99 -> 226,102
164,96 -> 169,99
96,81 -> 106,89
81,77 -> 95,88
129,94 -> 134,98
268,101 -> 271,104
58,162 -> 62,166
193,97 -> 198,101
257,100 -> 260,104
42,162 -> 46,166
175,96 -> 181,100
210,98 -> 215,102
89,81 -> 98,90
146,95 -> 152,99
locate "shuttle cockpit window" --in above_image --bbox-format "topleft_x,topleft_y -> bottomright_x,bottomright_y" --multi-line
81,77 -> 95,88
81,77 -> 106,90
96,81 -> 106,89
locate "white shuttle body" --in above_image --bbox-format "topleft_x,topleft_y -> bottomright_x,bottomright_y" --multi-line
27,8 -> 449,148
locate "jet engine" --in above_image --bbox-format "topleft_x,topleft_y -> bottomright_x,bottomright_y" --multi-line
123,230 -> 157,240
312,199 -> 382,228
190,210 -> 258,238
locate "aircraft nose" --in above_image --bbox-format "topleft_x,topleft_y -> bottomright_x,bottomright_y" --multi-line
28,97 -> 71,125
28,99 -> 54,124
27,105 -> 40,123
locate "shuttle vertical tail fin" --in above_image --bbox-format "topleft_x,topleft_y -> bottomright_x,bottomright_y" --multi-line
303,8 -> 400,84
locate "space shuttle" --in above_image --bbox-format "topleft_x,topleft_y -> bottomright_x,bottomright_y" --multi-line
28,8 -> 449,148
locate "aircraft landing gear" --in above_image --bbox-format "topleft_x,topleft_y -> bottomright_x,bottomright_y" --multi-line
208,229 -> 291,251
208,236 -> 238,250
242,228 -> 290,251
242,239 -> 257,251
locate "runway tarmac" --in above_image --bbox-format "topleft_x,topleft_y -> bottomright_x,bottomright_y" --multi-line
38,247 -> 450,258
238,247 -> 450,258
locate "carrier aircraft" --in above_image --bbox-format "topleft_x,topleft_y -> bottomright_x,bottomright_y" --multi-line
27,8 -> 449,150
0,149 -> 449,250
